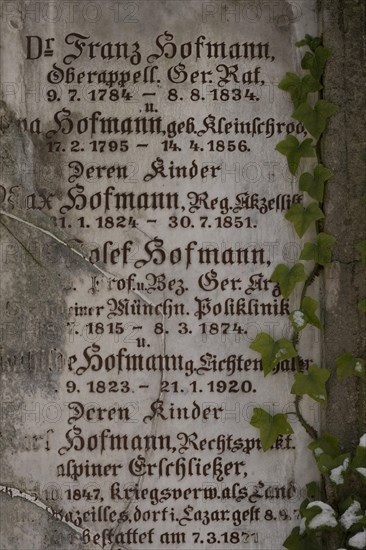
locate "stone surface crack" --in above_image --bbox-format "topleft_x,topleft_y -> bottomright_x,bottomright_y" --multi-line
0,209 -> 167,549
0,485 -> 104,550
0,217 -> 43,267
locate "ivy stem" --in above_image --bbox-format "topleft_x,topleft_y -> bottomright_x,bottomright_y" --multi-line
295,395 -> 318,440
288,58 -> 326,440
290,263 -> 322,441
301,264 -> 322,303
288,74 -> 325,442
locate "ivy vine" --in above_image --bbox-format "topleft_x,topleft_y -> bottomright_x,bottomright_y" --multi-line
248,34 -> 366,549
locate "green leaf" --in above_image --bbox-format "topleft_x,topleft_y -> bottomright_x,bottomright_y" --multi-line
290,296 -> 322,332
362,193 -> 366,206
270,263 -> 306,299
339,499 -> 364,530
291,364 -> 330,403
358,298 -> 366,313
347,532 -> 366,550
303,501 -> 338,530
300,233 -> 336,265
306,482 -> 321,500
309,432 -> 341,459
278,72 -> 322,108
336,353 -> 365,380
289,309 -> 307,332
293,100 -> 337,140
250,407 -> 293,452
309,434 -> 346,476
327,454 -> 351,485
296,34 -> 322,52
249,333 -> 297,376
276,135 -> 316,175
299,164 -> 333,202
351,438 -> 366,479
284,527 -> 322,550
301,296 -> 322,329
352,448 -> 366,472
301,46 -> 332,80
285,203 -> 324,238
348,529 -> 366,549
356,241 -> 366,268
300,498 -> 310,518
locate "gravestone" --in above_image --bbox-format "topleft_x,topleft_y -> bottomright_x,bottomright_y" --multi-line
0,1 -> 364,549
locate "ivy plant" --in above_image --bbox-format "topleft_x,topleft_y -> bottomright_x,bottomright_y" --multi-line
249,34 -> 366,550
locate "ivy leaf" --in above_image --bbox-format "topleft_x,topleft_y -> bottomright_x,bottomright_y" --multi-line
296,34 -> 322,52
309,434 -> 350,482
250,333 -> 297,376
284,527 -> 322,550
291,364 -> 330,403
289,309 -> 307,332
306,482 -> 321,500
299,164 -> 333,202
301,47 -> 332,80
327,454 -> 351,485
351,437 -> 366,480
278,72 -> 322,108
271,263 -> 306,299
301,296 -> 322,329
250,407 -> 293,452
300,233 -> 336,265
293,100 -> 337,140
309,432 -> 341,459
348,529 -> 366,549
358,298 -> 366,313
336,353 -> 365,380
300,498 -> 310,518
339,500 -> 364,531
276,136 -> 315,175
356,241 -> 366,268
290,297 -> 322,332
303,501 -> 338,530
285,203 -> 324,238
